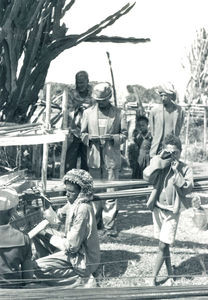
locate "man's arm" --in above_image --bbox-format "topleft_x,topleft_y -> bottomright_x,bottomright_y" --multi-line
80,110 -> 90,146
172,163 -> 193,195
112,109 -> 127,146
120,109 -> 128,142
149,109 -> 154,137
65,207 -> 88,253
178,107 -> 185,135
21,236 -> 33,281
22,260 -> 34,280
46,205 -> 88,253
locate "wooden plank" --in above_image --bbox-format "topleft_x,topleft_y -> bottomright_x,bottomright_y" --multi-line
39,176 -> 208,193
1,284 -> 208,300
0,132 -> 66,146
60,86 -> 68,178
0,170 -> 26,186
0,123 -> 42,132
41,83 -> 51,192
44,181 -> 208,206
10,180 -> 36,193
203,107 -> 207,154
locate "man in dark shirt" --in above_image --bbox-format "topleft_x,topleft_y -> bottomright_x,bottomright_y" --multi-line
0,188 -> 33,288
65,71 -> 95,172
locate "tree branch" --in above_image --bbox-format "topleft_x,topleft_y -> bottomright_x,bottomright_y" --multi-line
48,2 -> 137,57
62,0 -> 76,17
70,35 -> 150,44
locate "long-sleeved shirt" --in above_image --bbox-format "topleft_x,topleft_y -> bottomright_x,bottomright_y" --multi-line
49,198 -> 100,275
0,224 -> 33,288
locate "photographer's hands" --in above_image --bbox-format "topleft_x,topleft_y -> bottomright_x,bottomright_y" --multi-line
171,159 -> 179,172
160,148 -> 180,172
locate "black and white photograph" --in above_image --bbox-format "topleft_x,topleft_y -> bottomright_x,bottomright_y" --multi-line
0,0 -> 208,299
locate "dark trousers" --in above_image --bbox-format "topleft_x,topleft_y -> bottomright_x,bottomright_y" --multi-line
65,136 -> 88,172
131,163 -> 143,179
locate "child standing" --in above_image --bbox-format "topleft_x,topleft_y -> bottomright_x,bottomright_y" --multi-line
143,134 -> 193,286
128,115 -> 152,179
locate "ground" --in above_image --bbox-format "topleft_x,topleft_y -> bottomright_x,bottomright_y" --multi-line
95,162 -> 208,288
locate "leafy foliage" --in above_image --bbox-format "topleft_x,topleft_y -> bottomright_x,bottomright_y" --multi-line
186,28 -> 208,103
127,84 -> 160,104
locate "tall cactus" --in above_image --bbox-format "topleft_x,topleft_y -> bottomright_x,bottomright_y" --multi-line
0,1 -> 150,123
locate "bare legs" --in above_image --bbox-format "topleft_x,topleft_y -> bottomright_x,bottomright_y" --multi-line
152,241 -> 173,286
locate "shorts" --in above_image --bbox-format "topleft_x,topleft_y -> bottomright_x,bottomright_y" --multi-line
152,206 -> 180,245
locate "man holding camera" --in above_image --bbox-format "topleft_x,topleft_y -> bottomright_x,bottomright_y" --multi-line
143,134 -> 193,286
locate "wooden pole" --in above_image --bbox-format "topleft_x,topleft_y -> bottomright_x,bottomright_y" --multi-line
60,87 -> 68,178
32,89 -> 44,178
203,100 -> 207,157
41,83 -> 51,192
106,51 -> 117,107
184,105 -> 190,162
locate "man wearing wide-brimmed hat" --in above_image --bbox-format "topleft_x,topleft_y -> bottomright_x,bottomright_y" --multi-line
0,188 -> 33,288
149,82 -> 185,158
81,82 -> 127,237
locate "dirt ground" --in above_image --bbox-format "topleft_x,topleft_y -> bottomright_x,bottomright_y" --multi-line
96,162 -> 208,288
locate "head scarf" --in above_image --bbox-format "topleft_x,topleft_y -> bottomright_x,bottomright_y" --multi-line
63,168 -> 94,201
156,82 -> 176,100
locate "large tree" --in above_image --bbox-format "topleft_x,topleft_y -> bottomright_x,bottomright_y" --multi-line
185,28 -> 208,103
0,0 -> 150,123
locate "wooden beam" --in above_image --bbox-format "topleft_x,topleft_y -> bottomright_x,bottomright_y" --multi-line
31,177 -> 208,206
25,175 -> 208,194
60,87 -> 68,178
1,283 -> 208,299
41,83 -> 51,192
0,132 -> 66,146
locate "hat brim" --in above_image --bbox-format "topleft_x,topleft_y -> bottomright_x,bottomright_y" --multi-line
92,93 -> 112,101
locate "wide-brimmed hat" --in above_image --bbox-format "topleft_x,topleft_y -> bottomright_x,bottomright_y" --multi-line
0,188 -> 19,211
92,82 -> 112,101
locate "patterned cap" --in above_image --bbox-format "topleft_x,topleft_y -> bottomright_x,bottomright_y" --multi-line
0,188 -> 19,211
63,169 -> 94,197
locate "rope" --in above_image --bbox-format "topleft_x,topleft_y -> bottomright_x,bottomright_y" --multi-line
0,251 -> 207,276
0,271 -> 208,285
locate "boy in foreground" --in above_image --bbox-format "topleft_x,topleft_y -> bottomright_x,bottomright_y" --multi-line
143,134 -> 193,286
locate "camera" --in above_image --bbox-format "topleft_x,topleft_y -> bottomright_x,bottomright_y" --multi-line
160,150 -> 172,160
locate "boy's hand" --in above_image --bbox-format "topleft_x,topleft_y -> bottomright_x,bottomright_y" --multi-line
171,160 -> 179,172
57,208 -> 64,220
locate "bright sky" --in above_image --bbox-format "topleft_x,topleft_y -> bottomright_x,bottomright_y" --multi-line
46,0 -> 208,101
